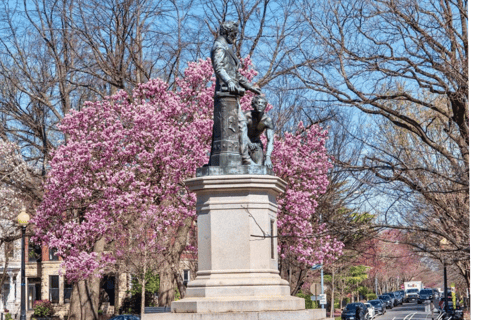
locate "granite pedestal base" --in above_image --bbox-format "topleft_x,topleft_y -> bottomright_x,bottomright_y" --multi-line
170,175 -> 307,316
143,309 -> 326,320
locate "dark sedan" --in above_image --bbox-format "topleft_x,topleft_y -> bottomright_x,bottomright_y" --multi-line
368,299 -> 386,315
378,295 -> 394,309
395,290 -> 405,302
341,302 -> 368,320
110,316 -> 140,320
386,292 -> 401,306
417,288 -> 434,304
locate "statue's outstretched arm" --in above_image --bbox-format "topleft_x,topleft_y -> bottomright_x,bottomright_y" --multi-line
237,71 -> 262,95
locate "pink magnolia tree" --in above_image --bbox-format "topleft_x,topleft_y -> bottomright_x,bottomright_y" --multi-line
32,59 -> 213,316
271,124 -> 344,294
33,57 -> 343,315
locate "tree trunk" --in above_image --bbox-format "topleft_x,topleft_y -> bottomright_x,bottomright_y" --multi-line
141,265 -> 146,318
158,216 -> 194,306
174,269 -> 186,299
290,268 -> 305,296
330,268 -> 335,317
114,270 -> 120,315
158,265 -> 175,306
67,238 -> 105,320
339,278 -> 344,309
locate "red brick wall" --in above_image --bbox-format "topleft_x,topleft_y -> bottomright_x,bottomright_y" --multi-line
42,245 -> 49,261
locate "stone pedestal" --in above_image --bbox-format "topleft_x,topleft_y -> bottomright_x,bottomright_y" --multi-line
145,174 -> 325,320
144,309 -> 326,320
160,174 -> 317,319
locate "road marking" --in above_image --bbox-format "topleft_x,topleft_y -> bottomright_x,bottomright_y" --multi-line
403,312 -> 417,320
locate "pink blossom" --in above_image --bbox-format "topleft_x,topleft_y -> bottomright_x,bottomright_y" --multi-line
32,58 -> 343,281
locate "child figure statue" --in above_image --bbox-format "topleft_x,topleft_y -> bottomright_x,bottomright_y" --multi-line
244,95 -> 274,168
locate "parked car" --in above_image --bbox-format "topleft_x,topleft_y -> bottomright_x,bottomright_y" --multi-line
395,290 -> 405,301
441,288 -> 453,299
364,302 -> 376,319
110,316 -> 140,320
386,292 -> 401,306
368,299 -> 386,315
394,291 -> 404,304
378,295 -> 394,309
405,288 -> 420,302
418,288 -> 434,304
341,302 -> 368,320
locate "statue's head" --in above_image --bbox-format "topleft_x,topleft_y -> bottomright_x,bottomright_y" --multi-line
219,20 -> 239,44
252,95 -> 267,113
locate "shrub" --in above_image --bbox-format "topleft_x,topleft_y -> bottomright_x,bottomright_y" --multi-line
5,313 -> 13,320
120,291 -> 155,314
367,293 -> 377,300
33,300 -> 55,317
334,297 -> 340,309
296,292 -> 318,309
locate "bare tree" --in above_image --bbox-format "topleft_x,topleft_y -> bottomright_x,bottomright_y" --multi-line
0,1 -> 205,317
292,0 -> 468,285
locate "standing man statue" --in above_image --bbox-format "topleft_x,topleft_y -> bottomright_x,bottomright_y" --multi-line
244,95 -> 274,168
207,20 -> 262,167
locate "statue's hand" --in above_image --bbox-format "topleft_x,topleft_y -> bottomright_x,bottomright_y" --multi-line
227,81 -> 237,93
251,86 -> 262,95
248,142 -> 258,151
265,156 -> 273,168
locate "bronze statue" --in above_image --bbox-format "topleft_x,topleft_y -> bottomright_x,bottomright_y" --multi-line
244,95 -> 274,168
207,21 -> 262,167
211,21 -> 262,96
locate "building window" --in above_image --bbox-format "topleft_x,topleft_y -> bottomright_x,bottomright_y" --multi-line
4,241 -> 14,258
183,270 -> 190,285
28,284 -> 36,310
2,283 -> 9,307
49,275 -> 59,303
49,248 -> 59,261
28,242 -> 42,262
64,281 -> 73,303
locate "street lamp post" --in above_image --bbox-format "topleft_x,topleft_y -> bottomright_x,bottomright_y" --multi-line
440,238 -> 449,315
18,206 -> 30,320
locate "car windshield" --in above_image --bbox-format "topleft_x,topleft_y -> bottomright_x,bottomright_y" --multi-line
407,289 -> 418,293
346,304 -> 358,310
369,301 -> 381,306
420,289 -> 433,294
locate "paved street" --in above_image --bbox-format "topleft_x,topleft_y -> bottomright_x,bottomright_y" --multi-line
374,301 -> 437,320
